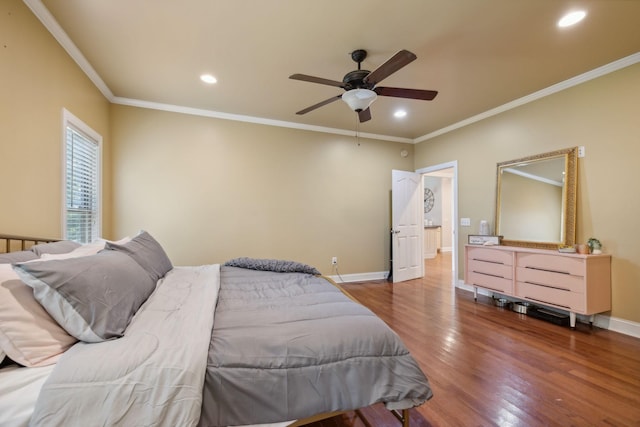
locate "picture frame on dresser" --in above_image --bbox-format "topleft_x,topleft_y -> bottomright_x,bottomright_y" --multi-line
468,235 -> 501,245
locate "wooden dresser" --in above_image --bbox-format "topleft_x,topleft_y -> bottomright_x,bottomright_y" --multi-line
464,245 -> 611,328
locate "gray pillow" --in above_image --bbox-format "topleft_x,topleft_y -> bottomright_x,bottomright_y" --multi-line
0,250 -> 39,264
30,240 -> 81,256
105,231 -> 172,282
13,251 -> 156,343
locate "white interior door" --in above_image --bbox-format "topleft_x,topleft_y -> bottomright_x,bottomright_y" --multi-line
391,170 -> 424,283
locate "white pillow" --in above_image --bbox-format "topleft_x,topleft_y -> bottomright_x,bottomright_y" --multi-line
0,264 -> 77,367
0,349 -> 5,364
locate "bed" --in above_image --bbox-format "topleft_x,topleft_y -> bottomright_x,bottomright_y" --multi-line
0,232 -> 432,427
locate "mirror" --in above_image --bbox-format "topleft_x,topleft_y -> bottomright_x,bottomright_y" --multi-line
495,147 -> 578,249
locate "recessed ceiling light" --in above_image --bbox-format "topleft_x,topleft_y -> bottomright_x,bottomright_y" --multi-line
200,74 -> 217,84
558,10 -> 587,28
394,110 -> 407,118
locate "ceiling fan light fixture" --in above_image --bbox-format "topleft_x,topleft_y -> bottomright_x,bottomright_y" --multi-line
342,88 -> 377,112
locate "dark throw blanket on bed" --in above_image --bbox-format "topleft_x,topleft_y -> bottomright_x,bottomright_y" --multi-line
198,266 -> 432,427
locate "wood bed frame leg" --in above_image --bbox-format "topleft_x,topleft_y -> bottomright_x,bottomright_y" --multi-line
389,409 -> 411,427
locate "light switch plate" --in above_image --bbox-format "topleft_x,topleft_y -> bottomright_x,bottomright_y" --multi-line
460,217 -> 471,226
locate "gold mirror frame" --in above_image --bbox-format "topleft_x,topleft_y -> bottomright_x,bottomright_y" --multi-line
495,147 -> 578,250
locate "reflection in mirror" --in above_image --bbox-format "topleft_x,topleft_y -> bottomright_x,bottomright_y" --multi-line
496,147 -> 578,249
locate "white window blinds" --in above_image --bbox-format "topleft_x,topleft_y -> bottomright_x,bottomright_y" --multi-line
64,124 -> 100,243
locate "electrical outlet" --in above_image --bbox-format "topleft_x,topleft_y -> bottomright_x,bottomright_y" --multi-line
331,256 -> 338,265
578,146 -> 585,158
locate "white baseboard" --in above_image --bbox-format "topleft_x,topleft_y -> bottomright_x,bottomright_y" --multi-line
593,315 -> 640,339
328,271 -> 389,284
455,280 -> 640,339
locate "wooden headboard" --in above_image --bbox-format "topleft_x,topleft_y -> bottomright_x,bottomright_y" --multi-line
0,234 -> 60,253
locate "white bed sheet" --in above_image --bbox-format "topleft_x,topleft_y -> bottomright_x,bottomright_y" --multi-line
0,364 -> 55,427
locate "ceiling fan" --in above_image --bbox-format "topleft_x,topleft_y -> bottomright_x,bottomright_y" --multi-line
289,49 -> 438,123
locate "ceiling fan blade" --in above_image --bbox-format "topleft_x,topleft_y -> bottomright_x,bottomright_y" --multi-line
289,74 -> 345,88
296,95 -> 343,115
375,87 -> 438,100
363,50 -> 417,86
358,107 -> 372,123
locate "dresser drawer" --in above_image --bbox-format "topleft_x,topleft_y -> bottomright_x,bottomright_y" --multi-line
468,258 -> 512,279
467,247 -> 514,266
516,266 -> 585,293
468,271 -> 513,294
517,253 -> 585,276
515,281 -> 585,312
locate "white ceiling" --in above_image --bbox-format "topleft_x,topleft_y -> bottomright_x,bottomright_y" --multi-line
28,0 -> 640,142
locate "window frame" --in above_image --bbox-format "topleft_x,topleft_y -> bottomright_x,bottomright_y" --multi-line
61,109 -> 103,243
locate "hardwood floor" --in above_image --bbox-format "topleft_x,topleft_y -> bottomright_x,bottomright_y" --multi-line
308,253 -> 640,427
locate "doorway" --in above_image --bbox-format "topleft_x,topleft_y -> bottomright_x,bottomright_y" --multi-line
416,162 -> 458,286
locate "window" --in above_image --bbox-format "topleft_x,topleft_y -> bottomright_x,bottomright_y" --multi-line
63,109 -> 102,243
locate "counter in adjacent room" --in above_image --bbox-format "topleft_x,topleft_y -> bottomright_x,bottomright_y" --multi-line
424,226 -> 441,259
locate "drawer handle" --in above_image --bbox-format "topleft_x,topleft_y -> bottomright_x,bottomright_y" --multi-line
524,281 -> 570,292
524,266 -> 570,275
473,271 -> 506,279
474,258 -> 505,265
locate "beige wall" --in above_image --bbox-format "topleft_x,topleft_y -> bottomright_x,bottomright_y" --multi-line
415,63 -> 640,323
6,0 -> 639,324
0,0 -> 111,239
110,105 -> 414,273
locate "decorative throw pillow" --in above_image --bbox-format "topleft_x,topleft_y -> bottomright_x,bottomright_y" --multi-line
0,250 -> 39,264
30,240 -> 81,256
0,264 -> 77,367
14,251 -> 156,343
224,257 -> 321,275
105,231 -> 173,282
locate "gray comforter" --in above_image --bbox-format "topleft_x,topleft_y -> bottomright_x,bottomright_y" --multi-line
198,266 -> 432,427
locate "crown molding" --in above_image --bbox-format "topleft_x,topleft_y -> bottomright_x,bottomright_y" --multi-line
112,97 -> 413,143
25,0 -> 638,145
23,0 -> 114,101
415,52 -> 640,143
